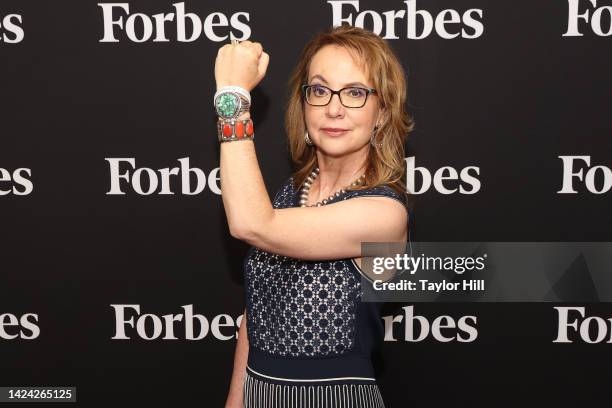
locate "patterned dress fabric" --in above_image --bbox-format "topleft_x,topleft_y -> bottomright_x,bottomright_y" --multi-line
243,176 -> 409,408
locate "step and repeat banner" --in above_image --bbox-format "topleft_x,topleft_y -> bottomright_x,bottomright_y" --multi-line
2,0 -> 611,406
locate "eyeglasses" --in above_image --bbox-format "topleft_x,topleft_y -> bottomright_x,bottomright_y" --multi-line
301,84 -> 377,108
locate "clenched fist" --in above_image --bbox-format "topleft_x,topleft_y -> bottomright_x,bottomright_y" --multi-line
215,40 -> 270,92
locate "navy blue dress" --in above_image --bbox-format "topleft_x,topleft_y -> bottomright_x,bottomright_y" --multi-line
242,176 -> 409,408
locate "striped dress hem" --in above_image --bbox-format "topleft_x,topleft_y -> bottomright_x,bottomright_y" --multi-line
243,366 -> 386,408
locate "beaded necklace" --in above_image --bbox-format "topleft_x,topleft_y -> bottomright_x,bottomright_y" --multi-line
299,167 -> 366,207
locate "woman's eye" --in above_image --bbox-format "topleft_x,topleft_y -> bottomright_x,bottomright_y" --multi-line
312,86 -> 327,96
347,88 -> 366,97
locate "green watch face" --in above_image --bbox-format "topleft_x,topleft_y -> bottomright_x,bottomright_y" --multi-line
215,93 -> 239,118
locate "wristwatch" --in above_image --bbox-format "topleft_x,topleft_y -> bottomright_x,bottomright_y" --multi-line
214,90 -> 251,119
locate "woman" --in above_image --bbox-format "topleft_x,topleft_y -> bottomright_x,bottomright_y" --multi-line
218,25 -> 413,408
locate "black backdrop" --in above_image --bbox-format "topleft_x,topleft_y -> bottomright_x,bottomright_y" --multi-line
2,0 -> 612,406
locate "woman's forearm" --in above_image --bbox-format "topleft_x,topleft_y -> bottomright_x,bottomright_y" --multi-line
225,309 -> 249,407
215,40 -> 272,242
220,113 -> 274,240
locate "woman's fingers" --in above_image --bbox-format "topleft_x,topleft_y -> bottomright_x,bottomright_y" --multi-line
258,52 -> 270,80
215,40 -> 268,90
250,42 -> 263,56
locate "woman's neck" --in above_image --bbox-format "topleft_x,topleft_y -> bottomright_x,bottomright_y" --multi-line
311,149 -> 368,203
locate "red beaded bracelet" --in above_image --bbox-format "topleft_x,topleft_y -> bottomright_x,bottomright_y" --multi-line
217,117 -> 255,142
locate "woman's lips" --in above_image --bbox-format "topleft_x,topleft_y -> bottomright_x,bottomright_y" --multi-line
321,128 -> 349,136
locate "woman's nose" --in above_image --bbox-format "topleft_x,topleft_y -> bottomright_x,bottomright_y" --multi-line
325,93 -> 345,117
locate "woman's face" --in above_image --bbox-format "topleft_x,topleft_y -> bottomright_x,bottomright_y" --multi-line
304,45 -> 381,158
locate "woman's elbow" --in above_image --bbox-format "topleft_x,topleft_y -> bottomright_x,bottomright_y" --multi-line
229,222 -> 247,240
229,222 -> 258,244
228,212 -> 272,244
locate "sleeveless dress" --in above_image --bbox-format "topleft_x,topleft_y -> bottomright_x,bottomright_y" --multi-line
242,176 -> 409,408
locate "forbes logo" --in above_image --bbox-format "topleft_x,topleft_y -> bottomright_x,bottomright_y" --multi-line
564,0 -> 612,36
0,167 -> 33,195
554,306 -> 612,343
328,0 -> 484,39
105,157 -> 221,196
382,305 -> 478,342
111,304 -> 243,341
557,156 -> 611,194
405,156 -> 480,194
0,13 -> 24,43
0,313 -> 40,340
98,2 -> 251,43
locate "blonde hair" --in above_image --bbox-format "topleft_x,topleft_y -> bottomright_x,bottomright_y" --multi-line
285,25 -> 414,195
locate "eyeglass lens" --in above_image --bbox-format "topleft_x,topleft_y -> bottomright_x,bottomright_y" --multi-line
305,85 -> 369,108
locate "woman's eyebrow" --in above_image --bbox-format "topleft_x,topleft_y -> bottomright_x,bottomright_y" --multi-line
309,74 -> 328,83
309,74 -> 368,88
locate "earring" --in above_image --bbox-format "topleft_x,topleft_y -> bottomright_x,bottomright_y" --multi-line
370,125 -> 383,148
305,131 -> 314,146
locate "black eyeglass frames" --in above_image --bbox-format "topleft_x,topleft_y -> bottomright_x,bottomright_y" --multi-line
301,84 -> 377,108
